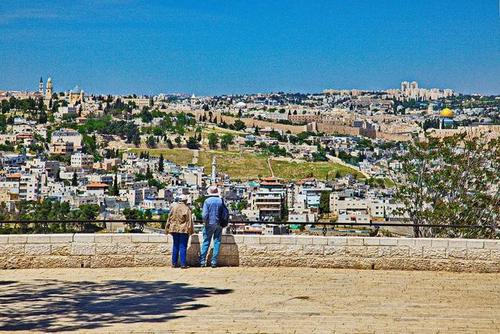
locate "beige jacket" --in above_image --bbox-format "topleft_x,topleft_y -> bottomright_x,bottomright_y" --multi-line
166,202 -> 194,235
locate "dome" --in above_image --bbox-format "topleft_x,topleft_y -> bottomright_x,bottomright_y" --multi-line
440,108 -> 454,118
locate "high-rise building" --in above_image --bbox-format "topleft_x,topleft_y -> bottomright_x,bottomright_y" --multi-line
400,81 -> 410,91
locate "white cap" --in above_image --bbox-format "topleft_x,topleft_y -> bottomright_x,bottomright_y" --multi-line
207,185 -> 220,196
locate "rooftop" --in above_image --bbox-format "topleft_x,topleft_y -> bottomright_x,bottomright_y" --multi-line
0,267 -> 498,333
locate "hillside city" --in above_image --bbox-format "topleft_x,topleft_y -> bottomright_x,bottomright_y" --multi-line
0,79 -> 499,236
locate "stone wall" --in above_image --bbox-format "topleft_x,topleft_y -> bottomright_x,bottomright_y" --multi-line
1,234 -> 499,272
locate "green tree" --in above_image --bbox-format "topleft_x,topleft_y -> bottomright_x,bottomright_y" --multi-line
393,134 -> 499,238
111,173 -> 119,196
71,172 -> 78,186
319,191 -> 331,214
186,136 -> 199,149
158,154 -> 164,172
146,135 -> 157,148
233,119 -> 246,131
220,133 -> 234,150
208,133 -> 219,149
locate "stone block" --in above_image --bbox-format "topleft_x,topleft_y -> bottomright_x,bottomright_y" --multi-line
50,234 -> 73,243
466,240 -> 484,249
26,235 -> 50,244
230,235 -> 245,244
131,234 -> 150,243
431,239 -> 449,248
466,249 -> 491,261
222,235 -> 239,244
312,237 -> 328,245
0,244 -> 25,256
490,249 -> 500,261
259,236 -> 281,244
302,245 -> 324,256
91,255 -> 134,268
112,234 -> 132,243
448,239 -> 467,248
347,238 -> 364,246
0,235 -> 9,243
387,246 -> 410,257
423,248 -> 447,259
324,246 -> 347,256
409,246 -> 423,257
296,236 -> 314,245
414,239 -> 432,248
239,244 -> 268,256
279,236 -> 297,244
243,235 -> 260,244
51,244 -> 71,256
94,234 -> 113,243
189,234 -> 201,244
134,255 -> 169,267
8,235 -> 27,243
483,240 -> 500,250
447,248 -> 467,259
148,234 -> 168,243
116,243 -> 137,255
379,238 -> 398,246
327,237 -> 347,246
1,255 -> 35,269
363,238 -> 380,246
135,243 -> 168,255
25,244 -> 51,256
397,238 -> 416,247
219,244 -> 239,256
220,255 -> 239,267
95,243 -> 118,255
73,234 -> 95,243
346,246 -> 368,257
71,243 -> 95,256
281,244 -> 304,256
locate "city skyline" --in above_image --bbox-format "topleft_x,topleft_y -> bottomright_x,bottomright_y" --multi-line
1,0 -> 499,95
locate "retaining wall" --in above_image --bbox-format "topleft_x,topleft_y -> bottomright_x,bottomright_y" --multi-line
1,234 -> 499,272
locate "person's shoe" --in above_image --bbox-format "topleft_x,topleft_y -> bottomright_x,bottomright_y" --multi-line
200,262 -> 206,267
181,265 -> 188,269
211,263 -> 217,268
171,264 -> 179,268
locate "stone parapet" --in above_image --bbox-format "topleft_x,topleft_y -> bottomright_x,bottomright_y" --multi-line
0,234 -> 498,272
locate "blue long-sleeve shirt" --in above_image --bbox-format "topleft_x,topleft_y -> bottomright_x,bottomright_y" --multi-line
202,196 -> 225,225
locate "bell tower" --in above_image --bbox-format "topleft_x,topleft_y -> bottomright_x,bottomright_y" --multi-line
45,77 -> 53,99
39,77 -> 44,94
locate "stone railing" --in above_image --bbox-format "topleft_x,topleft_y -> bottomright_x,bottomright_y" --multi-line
1,234 -> 499,272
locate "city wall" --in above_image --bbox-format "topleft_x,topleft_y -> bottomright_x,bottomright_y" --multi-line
1,234 -> 499,272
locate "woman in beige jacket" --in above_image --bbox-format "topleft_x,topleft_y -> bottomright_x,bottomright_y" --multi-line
166,195 -> 194,268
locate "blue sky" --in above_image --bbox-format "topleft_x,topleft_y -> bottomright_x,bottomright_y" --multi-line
0,0 -> 499,95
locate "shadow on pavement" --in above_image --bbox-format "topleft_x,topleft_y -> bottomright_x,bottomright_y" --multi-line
0,279 -> 232,332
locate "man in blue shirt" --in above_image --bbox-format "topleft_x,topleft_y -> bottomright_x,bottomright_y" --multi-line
200,185 -> 228,268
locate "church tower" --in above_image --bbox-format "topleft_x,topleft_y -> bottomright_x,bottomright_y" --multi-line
39,77 -> 44,94
45,77 -> 53,99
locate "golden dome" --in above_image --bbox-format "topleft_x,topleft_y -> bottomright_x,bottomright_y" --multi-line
440,108 -> 454,118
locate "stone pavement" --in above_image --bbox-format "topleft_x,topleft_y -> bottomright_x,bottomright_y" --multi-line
0,267 -> 498,333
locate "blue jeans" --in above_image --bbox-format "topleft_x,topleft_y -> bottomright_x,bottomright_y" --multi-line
171,233 -> 189,267
199,224 -> 223,266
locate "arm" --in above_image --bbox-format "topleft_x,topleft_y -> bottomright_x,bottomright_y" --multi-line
202,199 -> 209,223
188,209 -> 194,235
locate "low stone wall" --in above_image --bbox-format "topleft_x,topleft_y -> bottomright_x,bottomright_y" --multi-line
1,234 -> 499,272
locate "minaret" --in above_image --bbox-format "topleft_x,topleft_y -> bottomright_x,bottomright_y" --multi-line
211,156 -> 217,184
39,77 -> 44,94
45,77 -> 53,99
